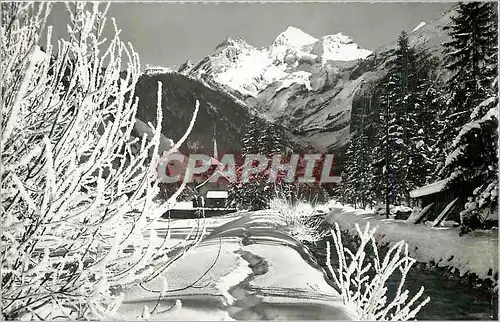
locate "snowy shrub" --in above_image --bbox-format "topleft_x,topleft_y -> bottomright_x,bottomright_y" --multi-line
326,222 -> 430,321
268,194 -> 327,243
441,96 -> 499,234
459,180 -> 499,235
1,3 -> 201,319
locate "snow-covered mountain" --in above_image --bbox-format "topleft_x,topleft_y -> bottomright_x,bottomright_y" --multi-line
249,14 -> 452,151
311,33 -> 373,62
157,10 -> 452,153
181,26 -> 372,98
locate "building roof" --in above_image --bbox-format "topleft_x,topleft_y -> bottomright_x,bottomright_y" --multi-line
195,169 -> 231,189
171,201 -> 194,210
206,191 -> 229,199
409,177 -> 452,198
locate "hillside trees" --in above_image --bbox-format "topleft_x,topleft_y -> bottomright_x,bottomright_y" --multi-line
339,2 -> 498,233
1,3 -> 200,319
227,116 -> 294,210
340,31 -> 445,211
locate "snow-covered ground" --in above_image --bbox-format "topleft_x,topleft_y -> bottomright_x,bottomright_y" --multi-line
325,201 -> 498,285
119,211 -> 358,320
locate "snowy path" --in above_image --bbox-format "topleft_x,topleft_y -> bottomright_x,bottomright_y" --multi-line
325,202 -> 498,284
119,211 -> 357,320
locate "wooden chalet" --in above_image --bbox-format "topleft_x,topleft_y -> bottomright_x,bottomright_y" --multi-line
163,126 -> 236,218
409,176 -> 479,226
193,167 -> 232,209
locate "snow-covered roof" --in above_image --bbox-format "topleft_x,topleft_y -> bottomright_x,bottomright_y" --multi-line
206,191 -> 228,199
171,201 -> 194,210
409,177 -> 452,198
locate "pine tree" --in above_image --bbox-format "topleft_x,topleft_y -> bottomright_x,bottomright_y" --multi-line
445,94 -> 498,234
410,53 -> 444,187
340,140 -> 357,206
373,79 -> 401,213
436,2 -> 498,233
343,96 -> 374,208
375,31 -> 442,205
370,32 -> 416,208
359,29 -> 446,212
435,2 -> 497,169
368,88 -> 386,207
392,31 -> 413,204
241,115 -> 262,157
229,116 -> 291,210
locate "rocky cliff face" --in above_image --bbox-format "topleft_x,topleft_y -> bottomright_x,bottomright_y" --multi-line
134,72 -> 252,155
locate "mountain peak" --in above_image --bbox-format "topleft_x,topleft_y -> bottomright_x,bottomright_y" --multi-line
273,26 -> 318,49
284,26 -> 306,34
178,58 -> 193,74
323,32 -> 354,44
311,32 -> 372,62
215,36 -> 251,52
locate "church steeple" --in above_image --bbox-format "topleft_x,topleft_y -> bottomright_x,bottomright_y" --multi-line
213,123 -> 218,160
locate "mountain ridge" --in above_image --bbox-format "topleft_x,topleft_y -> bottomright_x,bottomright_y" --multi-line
141,11 -> 452,154
178,26 -> 372,98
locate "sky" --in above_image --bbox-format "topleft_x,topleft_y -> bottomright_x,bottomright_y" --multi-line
47,1 -> 455,69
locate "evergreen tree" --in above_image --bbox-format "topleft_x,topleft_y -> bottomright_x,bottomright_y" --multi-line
435,2 -> 498,169
408,51 -> 445,190
445,95 -> 498,234
392,31 -> 413,204
340,140 -> 357,206
372,31 -> 442,206
241,115 -> 262,157
371,78 -> 400,213
367,32 -> 414,210
342,96 -> 374,208
228,116 -> 291,210
436,2 -> 498,233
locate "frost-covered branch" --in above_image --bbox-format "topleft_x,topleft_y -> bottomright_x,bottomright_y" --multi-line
326,222 -> 430,321
1,3 -> 200,319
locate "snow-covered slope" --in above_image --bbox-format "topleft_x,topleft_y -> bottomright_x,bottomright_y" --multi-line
326,202 -> 498,284
272,26 -> 319,49
311,33 -> 372,62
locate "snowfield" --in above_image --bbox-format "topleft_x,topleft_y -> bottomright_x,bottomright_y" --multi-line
118,211 -> 358,320
325,202 -> 498,285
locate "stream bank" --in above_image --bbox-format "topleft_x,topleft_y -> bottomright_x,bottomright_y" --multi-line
309,204 -> 498,320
